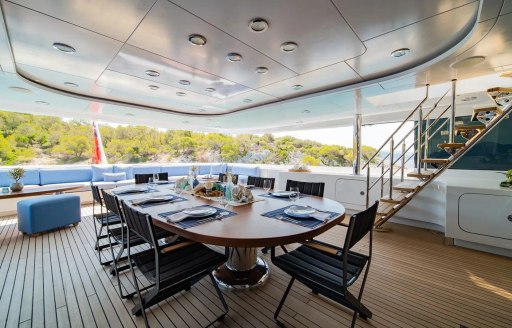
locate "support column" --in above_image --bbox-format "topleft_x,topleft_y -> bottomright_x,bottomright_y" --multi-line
449,79 -> 457,143
353,89 -> 362,175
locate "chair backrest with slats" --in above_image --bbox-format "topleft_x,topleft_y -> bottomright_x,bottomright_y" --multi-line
218,173 -> 238,184
343,201 -> 379,251
101,189 -> 122,218
286,180 -> 325,197
134,173 -> 169,184
247,176 -> 275,189
120,201 -> 156,247
91,183 -> 103,206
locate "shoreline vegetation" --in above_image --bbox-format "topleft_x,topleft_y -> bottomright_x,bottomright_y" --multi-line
0,110 -> 378,166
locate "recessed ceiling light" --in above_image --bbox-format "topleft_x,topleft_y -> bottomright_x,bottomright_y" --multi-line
52,42 -> 75,53
35,101 -> 49,105
148,85 -> 159,90
145,70 -> 160,77
243,99 -> 252,103
292,84 -> 303,90
188,34 -> 207,46
301,109 -> 311,114
226,53 -> 243,62
179,80 -> 191,86
176,91 -> 186,96
450,56 -> 486,69
248,18 -> 269,33
280,41 -> 298,52
390,48 -> 410,58
256,66 -> 269,74
64,82 -> 78,88
205,87 -> 216,92
8,86 -> 32,93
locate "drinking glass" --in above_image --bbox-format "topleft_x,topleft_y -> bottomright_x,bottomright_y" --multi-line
153,173 -> 159,184
289,187 -> 300,203
263,179 -> 272,193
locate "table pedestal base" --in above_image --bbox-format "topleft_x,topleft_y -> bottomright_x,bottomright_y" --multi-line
213,247 -> 270,290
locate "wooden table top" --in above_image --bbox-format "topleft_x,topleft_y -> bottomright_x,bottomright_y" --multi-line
116,185 -> 346,248
0,184 -> 84,199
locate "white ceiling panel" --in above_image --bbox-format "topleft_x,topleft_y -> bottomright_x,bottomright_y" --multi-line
6,0 -> 156,42
3,2 -> 123,80
108,45 -> 250,99
170,0 -> 365,74
127,0 -> 297,89
97,70 -> 219,113
17,63 -> 112,97
501,0 -> 512,15
258,62 -> 362,98
478,0 -> 504,22
345,2 -> 480,80
333,0 -> 474,41
204,90 -> 278,111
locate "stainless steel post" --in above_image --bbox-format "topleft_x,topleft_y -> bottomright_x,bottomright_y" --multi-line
449,79 -> 457,143
401,142 -> 406,182
366,165 -> 370,207
423,113 -> 430,170
353,114 -> 362,175
389,138 -> 394,198
417,106 -> 423,174
381,164 -> 385,197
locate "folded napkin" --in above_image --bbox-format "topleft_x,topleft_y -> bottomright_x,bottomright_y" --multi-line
165,212 -> 189,223
310,211 -> 331,222
131,196 -> 172,206
112,186 -> 147,194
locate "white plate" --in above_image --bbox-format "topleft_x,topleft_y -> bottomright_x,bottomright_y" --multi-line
148,195 -> 174,202
284,206 -> 316,218
182,207 -> 217,218
271,191 -> 297,198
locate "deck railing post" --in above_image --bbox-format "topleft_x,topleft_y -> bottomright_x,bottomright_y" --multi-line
423,112 -> 430,170
449,79 -> 457,143
416,106 -> 423,174
366,165 -> 370,208
389,138 -> 394,198
401,142 -> 406,182
381,164 -> 385,197
353,113 -> 362,175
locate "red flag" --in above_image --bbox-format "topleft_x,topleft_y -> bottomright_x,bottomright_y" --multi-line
92,122 -> 108,164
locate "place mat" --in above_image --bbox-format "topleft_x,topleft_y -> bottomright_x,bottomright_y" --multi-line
261,205 -> 340,229
130,194 -> 187,208
158,205 -> 237,229
258,193 -> 310,202
112,187 -> 158,195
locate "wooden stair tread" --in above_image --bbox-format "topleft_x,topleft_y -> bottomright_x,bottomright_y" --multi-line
393,180 -> 422,192
454,124 -> 486,131
376,201 -> 397,216
407,171 -> 435,179
438,143 -> 466,148
471,107 -> 503,122
380,191 -> 412,204
421,158 -> 450,164
487,87 -> 512,94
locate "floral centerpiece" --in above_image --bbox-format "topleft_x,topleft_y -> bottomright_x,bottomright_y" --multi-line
288,163 -> 311,172
8,167 -> 26,192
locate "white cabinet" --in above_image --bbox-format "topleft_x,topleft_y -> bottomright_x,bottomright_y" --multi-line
459,193 -> 512,240
335,178 -> 384,208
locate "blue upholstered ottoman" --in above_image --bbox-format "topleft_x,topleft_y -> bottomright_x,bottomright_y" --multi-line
17,194 -> 81,235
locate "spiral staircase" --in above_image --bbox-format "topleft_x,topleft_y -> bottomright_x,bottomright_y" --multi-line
364,86 -> 512,230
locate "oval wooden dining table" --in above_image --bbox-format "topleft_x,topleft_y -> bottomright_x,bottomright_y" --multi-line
118,185 -> 346,289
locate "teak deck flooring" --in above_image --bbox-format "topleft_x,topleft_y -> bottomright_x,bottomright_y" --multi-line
0,205 -> 511,328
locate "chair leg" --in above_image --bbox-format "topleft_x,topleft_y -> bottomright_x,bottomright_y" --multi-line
128,247 -> 149,327
205,272 -> 229,327
274,276 -> 295,327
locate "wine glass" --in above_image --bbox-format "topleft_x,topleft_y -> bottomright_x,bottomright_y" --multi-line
153,173 -> 159,184
263,179 -> 272,194
289,187 -> 300,203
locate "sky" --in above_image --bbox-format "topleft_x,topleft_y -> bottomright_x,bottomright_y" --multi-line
273,122 -> 414,149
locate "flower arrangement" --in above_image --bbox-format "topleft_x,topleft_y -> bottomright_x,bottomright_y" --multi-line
288,163 -> 311,172
8,167 -> 25,183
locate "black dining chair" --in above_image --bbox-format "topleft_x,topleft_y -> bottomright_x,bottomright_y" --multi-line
218,173 -> 238,184
247,176 -> 275,189
271,201 -> 379,328
285,179 -> 325,197
91,184 -> 122,265
101,190 -> 174,299
120,201 -> 229,327
134,172 -> 169,184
